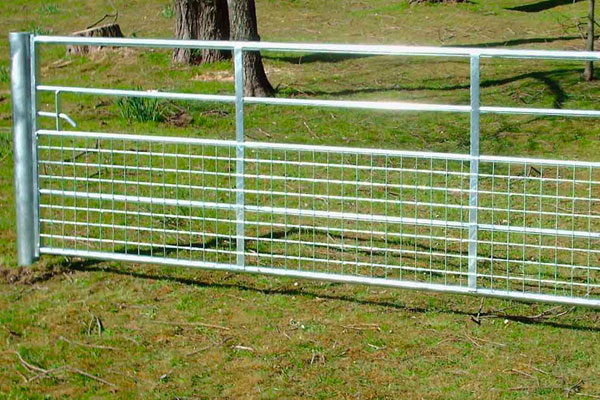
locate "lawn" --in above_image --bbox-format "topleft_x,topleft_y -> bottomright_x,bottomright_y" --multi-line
1,0 -> 600,398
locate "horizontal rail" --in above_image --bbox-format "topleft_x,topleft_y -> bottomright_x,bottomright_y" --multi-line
39,188 -> 600,240
37,86 -> 600,118
37,130 -> 600,168
37,85 -> 235,103
33,36 -> 600,61
38,188 -> 469,229
245,96 -> 470,113
39,247 -> 600,308
39,203 -> 600,255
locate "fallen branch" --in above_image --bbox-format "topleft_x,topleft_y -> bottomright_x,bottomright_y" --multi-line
13,351 -> 47,374
66,366 -> 117,390
11,351 -> 117,389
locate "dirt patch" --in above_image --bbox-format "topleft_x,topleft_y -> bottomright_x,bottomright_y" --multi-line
0,261 -> 67,285
192,70 -> 233,82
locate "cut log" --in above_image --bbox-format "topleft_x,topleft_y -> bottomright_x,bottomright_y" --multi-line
66,23 -> 124,55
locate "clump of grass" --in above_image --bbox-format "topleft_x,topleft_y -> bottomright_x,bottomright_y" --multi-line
28,23 -> 52,35
116,92 -> 166,123
161,3 -> 175,19
0,66 -> 8,83
38,4 -> 60,15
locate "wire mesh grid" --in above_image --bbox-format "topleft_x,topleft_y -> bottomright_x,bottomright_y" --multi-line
37,131 -> 470,285
36,130 -> 600,301
476,158 -> 600,298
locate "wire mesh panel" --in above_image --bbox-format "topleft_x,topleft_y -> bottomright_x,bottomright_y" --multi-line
477,158 -> 600,299
38,131 -> 240,265
36,130 -> 600,305
242,144 -> 472,287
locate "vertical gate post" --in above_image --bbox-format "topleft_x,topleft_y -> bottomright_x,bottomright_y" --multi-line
234,46 -> 245,268
468,55 -> 480,290
9,32 -> 37,266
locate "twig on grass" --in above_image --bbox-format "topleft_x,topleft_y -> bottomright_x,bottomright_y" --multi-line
66,366 -> 118,390
13,351 -> 47,374
152,320 -> 230,331
367,343 -> 385,351
14,367 -> 28,383
565,379 -> 584,397
232,345 -> 254,352
340,323 -> 381,332
11,351 -> 117,389
58,335 -> 121,351
87,313 -> 104,337
470,298 -> 485,325
186,336 -> 233,357
576,393 -> 600,399
509,368 -> 540,386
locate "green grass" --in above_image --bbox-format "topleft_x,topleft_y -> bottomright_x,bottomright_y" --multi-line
1,0 -> 600,398
0,66 -> 8,83
38,4 -> 60,15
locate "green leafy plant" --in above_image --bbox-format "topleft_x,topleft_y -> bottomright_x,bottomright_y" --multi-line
116,91 -> 166,123
161,3 -> 175,19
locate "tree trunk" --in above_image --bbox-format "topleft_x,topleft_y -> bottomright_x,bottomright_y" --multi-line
227,0 -> 274,96
198,0 -> 231,63
584,0 -> 595,81
173,0 -> 230,65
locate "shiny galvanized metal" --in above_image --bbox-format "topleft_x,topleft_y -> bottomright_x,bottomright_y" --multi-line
10,32 -> 36,266
10,34 -> 600,308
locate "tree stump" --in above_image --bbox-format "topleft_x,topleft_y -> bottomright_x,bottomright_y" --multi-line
66,23 -> 124,55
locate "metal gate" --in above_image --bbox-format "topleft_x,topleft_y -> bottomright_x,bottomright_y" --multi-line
9,33 -> 600,308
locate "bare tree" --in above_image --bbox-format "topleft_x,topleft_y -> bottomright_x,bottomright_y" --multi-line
173,0 -> 230,64
584,0 -> 595,81
227,0 -> 274,96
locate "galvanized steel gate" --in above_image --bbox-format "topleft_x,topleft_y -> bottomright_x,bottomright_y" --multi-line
9,33 -> 600,307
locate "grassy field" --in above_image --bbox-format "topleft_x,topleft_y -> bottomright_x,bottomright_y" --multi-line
1,0 -> 600,398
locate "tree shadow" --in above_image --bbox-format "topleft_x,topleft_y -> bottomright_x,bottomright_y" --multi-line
63,259 -> 600,332
506,0 -> 585,13
263,52 -> 372,65
34,224 -> 597,332
282,68 -> 574,109
264,34 -> 589,66
454,35 -> 590,48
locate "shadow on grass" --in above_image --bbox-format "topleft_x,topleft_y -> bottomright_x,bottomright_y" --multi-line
264,53 -> 372,65
265,34 -> 590,66
47,247 -> 600,333
506,0 -> 584,13
455,35 -> 593,48
282,68 -> 574,109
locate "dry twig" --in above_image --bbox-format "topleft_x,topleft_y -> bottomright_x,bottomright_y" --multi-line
58,336 -> 120,351
152,320 -> 230,331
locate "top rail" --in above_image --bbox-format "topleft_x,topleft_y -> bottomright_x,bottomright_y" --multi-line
34,35 -> 600,61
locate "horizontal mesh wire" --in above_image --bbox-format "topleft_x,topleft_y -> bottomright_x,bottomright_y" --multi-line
37,131 -> 600,299
476,160 -> 600,298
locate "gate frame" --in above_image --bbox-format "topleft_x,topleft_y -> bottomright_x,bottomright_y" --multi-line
10,33 -> 600,308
